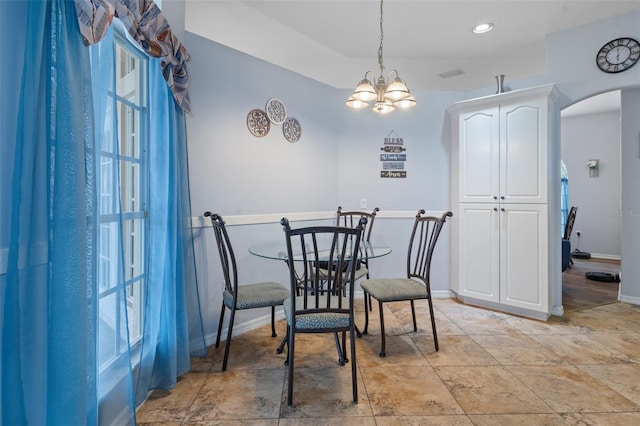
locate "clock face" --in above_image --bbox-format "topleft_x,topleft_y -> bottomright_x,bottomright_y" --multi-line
596,37 -> 640,73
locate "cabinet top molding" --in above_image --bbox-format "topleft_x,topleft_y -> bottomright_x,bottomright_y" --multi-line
447,83 -> 560,113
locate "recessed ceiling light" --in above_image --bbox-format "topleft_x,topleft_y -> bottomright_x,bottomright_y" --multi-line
473,23 -> 494,34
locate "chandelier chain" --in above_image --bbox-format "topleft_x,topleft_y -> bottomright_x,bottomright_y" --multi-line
378,0 -> 384,76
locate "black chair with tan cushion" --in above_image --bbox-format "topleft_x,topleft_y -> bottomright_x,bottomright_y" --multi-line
360,210 -> 452,357
280,217 -> 365,406
204,211 -> 289,371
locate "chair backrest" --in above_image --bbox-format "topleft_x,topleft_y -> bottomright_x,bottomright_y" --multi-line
563,206 -> 578,240
336,206 -> 379,243
280,217 -> 366,319
204,212 -> 238,298
406,210 -> 453,286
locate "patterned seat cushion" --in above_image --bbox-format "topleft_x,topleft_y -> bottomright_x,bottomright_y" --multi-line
223,282 -> 289,310
360,278 -> 428,302
283,296 -> 351,330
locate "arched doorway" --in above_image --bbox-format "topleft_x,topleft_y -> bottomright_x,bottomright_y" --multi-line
560,91 -> 621,311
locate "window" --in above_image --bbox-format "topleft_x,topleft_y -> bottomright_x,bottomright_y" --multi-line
97,35 -> 148,372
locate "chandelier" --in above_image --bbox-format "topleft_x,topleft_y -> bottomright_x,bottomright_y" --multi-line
346,0 -> 417,114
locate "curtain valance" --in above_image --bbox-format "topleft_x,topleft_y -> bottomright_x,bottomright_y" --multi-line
74,0 -> 191,113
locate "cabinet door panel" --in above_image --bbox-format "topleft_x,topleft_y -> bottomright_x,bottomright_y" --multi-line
500,204 -> 548,311
500,101 -> 548,203
459,204 -> 500,302
459,108 -> 499,203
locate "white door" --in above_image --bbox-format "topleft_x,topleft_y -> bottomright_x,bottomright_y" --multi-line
500,99 -> 548,204
459,107 -> 500,203
499,204 -> 549,312
458,203 -> 500,302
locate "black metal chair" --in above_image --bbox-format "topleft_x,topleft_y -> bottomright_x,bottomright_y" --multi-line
360,210 -> 452,357
204,212 -> 289,371
335,206 -> 379,308
563,206 -> 578,268
280,217 -> 365,406
316,207 -> 379,310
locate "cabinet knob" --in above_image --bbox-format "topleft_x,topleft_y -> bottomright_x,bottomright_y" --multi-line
500,196 -> 505,200
501,208 -> 505,212
493,195 -> 498,200
494,207 -> 498,211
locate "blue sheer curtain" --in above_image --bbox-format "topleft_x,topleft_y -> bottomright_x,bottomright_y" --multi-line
2,1 -> 205,424
2,0 -> 97,424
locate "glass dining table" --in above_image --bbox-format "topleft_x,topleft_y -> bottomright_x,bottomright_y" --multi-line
249,239 -> 391,352
248,240 -> 392,262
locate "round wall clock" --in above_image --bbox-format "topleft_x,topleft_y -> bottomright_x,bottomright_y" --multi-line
596,37 -> 640,73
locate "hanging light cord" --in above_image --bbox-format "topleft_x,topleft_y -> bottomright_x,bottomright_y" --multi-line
377,0 -> 385,76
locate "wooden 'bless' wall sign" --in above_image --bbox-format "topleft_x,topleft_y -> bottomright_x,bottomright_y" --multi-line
380,131 -> 406,178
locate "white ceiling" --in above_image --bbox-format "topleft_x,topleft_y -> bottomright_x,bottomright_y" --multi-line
184,0 -> 636,114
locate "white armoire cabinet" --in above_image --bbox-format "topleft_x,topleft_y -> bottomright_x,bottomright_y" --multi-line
449,84 -> 561,320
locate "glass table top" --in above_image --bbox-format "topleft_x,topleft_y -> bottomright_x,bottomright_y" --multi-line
249,241 -> 391,262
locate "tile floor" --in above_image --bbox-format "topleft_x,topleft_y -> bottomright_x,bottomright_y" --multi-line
137,298 -> 640,425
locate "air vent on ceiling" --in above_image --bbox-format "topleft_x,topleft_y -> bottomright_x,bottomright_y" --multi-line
438,69 -> 465,79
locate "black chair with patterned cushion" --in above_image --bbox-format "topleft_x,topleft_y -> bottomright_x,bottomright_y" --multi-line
280,217 -> 365,406
360,210 -> 452,357
204,212 -> 289,371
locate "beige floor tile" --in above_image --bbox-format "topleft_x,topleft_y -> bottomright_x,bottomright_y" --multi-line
581,333 -> 640,363
362,365 -> 465,416
565,309 -> 638,333
136,372 -> 207,423
279,417 -> 377,425
562,412 -> 640,425
467,413 -> 568,425
471,334 -> 569,365
578,363 -> 640,405
374,415 -> 474,425
435,365 -> 553,415
503,314 -> 581,335
418,335 -> 500,367
506,365 -> 639,413
185,369 -> 284,421
278,366 -> 373,418
529,333 -> 631,364
136,300 -> 640,424
442,311 -> 522,335
357,332 -> 428,365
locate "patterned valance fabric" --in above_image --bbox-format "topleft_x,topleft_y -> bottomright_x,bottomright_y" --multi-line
74,0 -> 191,113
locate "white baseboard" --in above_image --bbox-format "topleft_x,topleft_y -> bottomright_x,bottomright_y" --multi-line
619,294 -> 640,305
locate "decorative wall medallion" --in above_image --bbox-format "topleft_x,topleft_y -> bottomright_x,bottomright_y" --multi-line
265,98 -> 287,125
282,117 -> 301,143
247,109 -> 270,137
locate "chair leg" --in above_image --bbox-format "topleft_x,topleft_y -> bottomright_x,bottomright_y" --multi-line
270,306 -> 277,337
362,294 -> 370,335
215,303 -> 226,348
377,300 -> 386,357
277,331 -> 288,354
349,325 -> 358,403
410,300 -> 417,332
287,327 -> 295,406
427,295 -> 439,351
222,307 -> 236,371
334,332 -> 346,365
